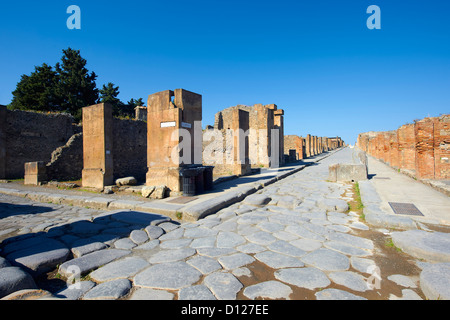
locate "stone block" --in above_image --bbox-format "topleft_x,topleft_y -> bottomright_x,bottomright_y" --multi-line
82,103 -> 114,189
115,176 -> 137,186
24,162 -> 47,185
0,267 -> 37,299
328,163 -> 367,182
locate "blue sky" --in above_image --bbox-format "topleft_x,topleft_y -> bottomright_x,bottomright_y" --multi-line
1,0 -> 449,144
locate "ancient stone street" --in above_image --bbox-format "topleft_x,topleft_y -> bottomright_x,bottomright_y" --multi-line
1,148 -> 449,300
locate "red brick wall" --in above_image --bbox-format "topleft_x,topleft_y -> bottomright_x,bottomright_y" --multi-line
358,114 -> 449,181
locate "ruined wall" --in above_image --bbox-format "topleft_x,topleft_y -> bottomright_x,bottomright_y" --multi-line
3,109 -> 75,179
284,135 -> 305,161
46,133 -> 83,181
113,118 -> 147,182
213,103 -> 282,168
207,106 -> 251,176
357,114 -> 450,180
0,106 -> 6,178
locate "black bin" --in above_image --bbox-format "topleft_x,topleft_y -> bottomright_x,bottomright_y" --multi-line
203,166 -> 214,191
182,175 -> 196,197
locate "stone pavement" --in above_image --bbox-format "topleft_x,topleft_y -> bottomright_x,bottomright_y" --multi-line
1,147 -> 449,300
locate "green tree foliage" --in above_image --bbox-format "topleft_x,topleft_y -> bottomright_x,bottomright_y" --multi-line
127,98 -> 145,108
8,47 -> 143,122
99,82 -> 121,106
99,82 -> 126,117
55,48 -> 99,121
9,63 -> 59,112
10,48 -> 99,122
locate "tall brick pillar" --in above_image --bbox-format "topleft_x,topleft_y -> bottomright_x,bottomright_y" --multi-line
0,105 -> 6,179
82,103 -> 114,189
232,109 -> 251,175
415,118 -> 435,179
146,89 -> 202,192
433,115 -> 450,180
398,124 -> 416,172
306,135 -> 311,157
274,109 -> 284,165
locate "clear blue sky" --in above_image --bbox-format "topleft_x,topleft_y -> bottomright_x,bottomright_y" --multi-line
1,0 -> 449,144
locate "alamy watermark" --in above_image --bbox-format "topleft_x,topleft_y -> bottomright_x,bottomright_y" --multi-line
166,122 -> 281,168
367,5 -> 381,30
67,5 -> 81,30
366,265 -> 382,290
66,265 -> 81,290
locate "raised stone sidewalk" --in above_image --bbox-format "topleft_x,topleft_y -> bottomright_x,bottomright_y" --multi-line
1,147 -> 449,300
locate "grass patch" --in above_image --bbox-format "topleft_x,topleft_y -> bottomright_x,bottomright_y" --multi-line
354,182 -> 364,210
385,238 -> 403,252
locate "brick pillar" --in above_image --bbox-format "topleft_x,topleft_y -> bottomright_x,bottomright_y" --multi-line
299,137 -> 305,159
315,136 -> 318,154
232,109 -> 251,175
398,124 -> 416,172
146,89 -> 202,192
274,109 -> 284,165
0,105 -> 6,179
388,131 -> 399,168
415,118 -> 435,179
433,115 -> 450,180
306,135 -> 311,157
82,103 -> 114,189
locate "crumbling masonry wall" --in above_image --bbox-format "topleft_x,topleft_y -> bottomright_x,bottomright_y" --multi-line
204,106 -> 251,176
211,103 -> 284,169
1,108 -> 75,179
284,135 -> 305,161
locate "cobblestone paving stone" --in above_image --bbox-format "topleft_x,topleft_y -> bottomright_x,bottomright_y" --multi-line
0,149 -> 446,300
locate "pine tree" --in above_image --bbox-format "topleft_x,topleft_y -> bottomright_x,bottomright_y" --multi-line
127,98 -> 145,108
10,63 -> 59,112
99,82 -> 121,106
55,48 -> 99,121
99,82 -> 128,117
